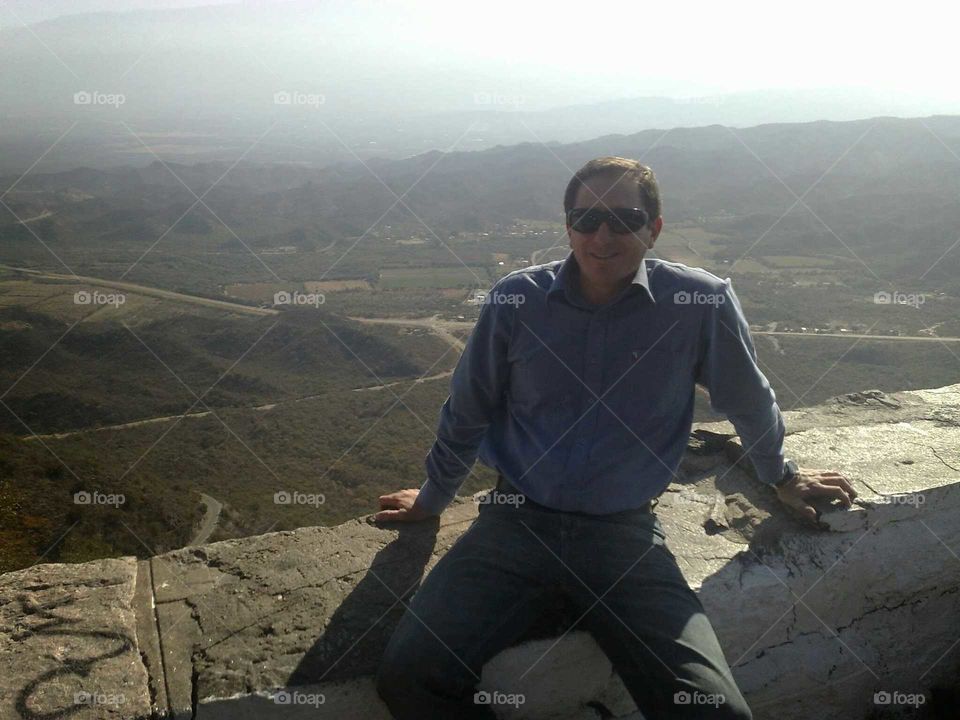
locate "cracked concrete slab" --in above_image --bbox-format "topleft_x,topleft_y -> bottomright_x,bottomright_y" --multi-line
0,557 -> 151,720
2,384 -> 959,719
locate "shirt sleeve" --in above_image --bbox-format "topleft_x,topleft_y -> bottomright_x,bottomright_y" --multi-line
414,291 -> 515,515
695,278 -> 786,486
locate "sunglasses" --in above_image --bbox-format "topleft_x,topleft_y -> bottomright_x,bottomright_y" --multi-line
566,207 -> 650,234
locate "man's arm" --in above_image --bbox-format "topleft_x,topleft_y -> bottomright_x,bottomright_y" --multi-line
695,278 -> 857,522
412,292 -> 515,515
695,278 -> 785,486
376,291 -> 512,522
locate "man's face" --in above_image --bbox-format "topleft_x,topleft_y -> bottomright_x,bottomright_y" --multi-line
567,172 -> 662,294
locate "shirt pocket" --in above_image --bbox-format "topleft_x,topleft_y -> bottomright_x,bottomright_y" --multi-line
605,340 -> 694,427
508,340 -> 576,418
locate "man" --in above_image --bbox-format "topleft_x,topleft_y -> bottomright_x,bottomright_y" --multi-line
374,156 -> 856,719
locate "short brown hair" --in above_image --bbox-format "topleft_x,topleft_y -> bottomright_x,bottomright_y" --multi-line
563,156 -> 661,222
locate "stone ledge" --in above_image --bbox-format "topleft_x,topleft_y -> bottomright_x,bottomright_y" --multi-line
3,384 -> 960,719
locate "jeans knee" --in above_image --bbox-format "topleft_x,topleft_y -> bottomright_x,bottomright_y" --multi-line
375,645 -> 410,706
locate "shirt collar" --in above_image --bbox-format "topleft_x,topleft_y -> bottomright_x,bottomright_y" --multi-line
547,251 -> 656,307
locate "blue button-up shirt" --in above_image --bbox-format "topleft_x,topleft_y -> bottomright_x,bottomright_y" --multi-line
415,251 -> 786,515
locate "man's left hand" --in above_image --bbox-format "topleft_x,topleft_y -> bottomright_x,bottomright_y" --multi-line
775,468 -> 858,525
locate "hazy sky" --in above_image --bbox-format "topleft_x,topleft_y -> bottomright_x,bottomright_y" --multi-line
1,0 -> 955,104
382,0 -> 957,101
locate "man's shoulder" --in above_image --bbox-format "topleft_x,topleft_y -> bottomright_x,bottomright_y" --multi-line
646,257 -> 730,295
491,260 -> 563,295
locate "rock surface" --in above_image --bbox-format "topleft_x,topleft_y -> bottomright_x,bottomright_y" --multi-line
2,384 -> 960,720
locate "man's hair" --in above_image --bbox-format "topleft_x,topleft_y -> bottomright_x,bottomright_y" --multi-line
563,156 -> 661,222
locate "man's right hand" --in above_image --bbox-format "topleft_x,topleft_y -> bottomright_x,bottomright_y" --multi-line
375,489 -> 435,523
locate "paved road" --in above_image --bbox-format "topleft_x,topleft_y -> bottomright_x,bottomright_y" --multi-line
189,493 -> 222,546
753,330 -> 960,343
0,264 -> 278,317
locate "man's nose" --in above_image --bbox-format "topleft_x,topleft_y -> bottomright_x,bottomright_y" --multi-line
591,219 -> 614,240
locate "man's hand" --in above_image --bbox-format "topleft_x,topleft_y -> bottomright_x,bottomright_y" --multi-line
374,489 -> 435,523
775,468 -> 857,525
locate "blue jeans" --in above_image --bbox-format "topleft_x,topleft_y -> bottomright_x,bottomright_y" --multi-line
376,482 -> 752,719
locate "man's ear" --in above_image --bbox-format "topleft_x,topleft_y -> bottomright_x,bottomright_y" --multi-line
648,216 -> 664,248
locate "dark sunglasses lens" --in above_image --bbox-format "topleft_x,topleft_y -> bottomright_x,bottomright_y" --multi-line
569,208 -> 648,233
612,209 -> 647,233
569,209 -> 601,233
